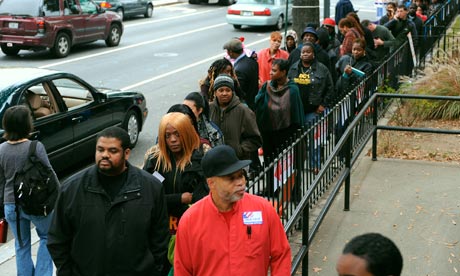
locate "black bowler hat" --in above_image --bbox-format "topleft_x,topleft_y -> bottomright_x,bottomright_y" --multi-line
201,145 -> 251,178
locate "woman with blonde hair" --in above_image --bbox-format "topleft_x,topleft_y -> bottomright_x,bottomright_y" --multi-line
143,112 -> 208,273
143,112 -> 208,221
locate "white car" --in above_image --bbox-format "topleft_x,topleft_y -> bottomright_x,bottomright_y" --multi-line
226,0 -> 292,30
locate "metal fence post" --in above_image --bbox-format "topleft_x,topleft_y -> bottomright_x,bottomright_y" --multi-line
372,95 -> 378,161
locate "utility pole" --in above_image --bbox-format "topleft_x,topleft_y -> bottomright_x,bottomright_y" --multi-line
292,0 -> 320,40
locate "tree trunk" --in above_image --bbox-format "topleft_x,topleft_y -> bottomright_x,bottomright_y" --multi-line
292,0 -> 320,41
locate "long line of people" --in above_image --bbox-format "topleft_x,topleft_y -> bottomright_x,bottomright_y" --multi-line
0,2 -> 442,275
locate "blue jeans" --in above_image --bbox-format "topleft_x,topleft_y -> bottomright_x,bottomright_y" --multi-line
305,112 -> 323,170
4,204 -> 53,276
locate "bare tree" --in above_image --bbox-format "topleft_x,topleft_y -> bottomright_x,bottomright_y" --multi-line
292,0 -> 320,39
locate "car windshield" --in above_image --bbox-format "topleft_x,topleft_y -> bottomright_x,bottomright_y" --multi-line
236,0 -> 275,4
0,0 -> 43,16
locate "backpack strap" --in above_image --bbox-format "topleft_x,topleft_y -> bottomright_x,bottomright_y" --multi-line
29,140 -> 38,158
16,140 -> 38,247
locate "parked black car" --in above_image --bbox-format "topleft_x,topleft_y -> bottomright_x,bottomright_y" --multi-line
96,0 -> 154,21
0,67 -> 148,173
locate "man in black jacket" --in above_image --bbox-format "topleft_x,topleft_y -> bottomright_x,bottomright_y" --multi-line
47,126 -> 170,276
223,38 -> 259,111
385,4 -> 417,76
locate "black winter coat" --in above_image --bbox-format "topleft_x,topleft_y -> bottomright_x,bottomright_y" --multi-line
143,149 -> 208,220
47,163 -> 170,276
335,54 -> 374,100
234,55 -> 259,110
288,59 -> 335,113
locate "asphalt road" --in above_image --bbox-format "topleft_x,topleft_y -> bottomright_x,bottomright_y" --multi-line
1,3 -> 269,168
0,0 -> 377,169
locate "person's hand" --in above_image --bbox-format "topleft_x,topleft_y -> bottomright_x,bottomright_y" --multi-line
181,192 -> 193,204
344,65 -> 352,75
374,38 -> 384,47
317,105 -> 325,114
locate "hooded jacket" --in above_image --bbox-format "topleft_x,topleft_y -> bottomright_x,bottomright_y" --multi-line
255,79 -> 304,132
209,95 -> 262,160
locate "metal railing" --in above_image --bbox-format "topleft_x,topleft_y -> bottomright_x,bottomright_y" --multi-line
245,2 -> 459,275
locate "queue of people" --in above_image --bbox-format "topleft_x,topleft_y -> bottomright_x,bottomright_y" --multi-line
0,0 -> 441,274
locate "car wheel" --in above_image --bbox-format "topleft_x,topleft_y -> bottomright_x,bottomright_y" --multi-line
275,15 -> 283,30
105,24 -> 121,47
233,24 -> 242,29
51,32 -> 71,58
116,8 -> 124,21
144,4 -> 153,18
123,110 -> 140,148
1,44 -> 20,56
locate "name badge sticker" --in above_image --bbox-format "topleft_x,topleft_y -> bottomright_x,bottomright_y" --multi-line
242,211 -> 263,225
152,171 -> 165,183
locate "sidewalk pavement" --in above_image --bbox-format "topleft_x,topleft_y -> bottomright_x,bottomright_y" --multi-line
305,157 -> 460,275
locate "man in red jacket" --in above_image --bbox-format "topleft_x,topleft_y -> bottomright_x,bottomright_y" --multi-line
174,145 -> 291,276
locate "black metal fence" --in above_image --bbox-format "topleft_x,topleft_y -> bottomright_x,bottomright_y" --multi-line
245,2 -> 459,275
418,0 -> 460,67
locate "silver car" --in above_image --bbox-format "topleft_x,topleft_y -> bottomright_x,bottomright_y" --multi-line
226,0 -> 292,30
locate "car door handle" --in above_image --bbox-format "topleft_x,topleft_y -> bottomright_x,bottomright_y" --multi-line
72,116 -> 83,122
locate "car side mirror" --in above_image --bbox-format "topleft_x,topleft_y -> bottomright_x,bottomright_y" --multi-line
94,92 -> 107,103
97,5 -> 105,13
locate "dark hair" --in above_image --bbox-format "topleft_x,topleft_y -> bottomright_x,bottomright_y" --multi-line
343,233 -> 403,276
361,19 -> 371,28
272,59 -> 290,73
353,38 -> 367,50
206,58 -> 238,101
97,126 -> 131,150
2,105 -> 33,141
316,27 -> 330,49
397,4 -> 408,10
184,92 -> 208,118
387,2 -> 397,9
345,13 -> 365,37
167,104 -> 199,134
301,42 -> 316,55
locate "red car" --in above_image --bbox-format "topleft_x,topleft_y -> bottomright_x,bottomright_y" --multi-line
0,0 -> 123,58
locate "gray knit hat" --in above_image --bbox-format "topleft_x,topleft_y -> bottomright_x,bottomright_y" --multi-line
213,74 -> 234,91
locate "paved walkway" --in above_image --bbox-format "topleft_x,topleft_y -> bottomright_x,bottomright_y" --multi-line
306,157 -> 460,275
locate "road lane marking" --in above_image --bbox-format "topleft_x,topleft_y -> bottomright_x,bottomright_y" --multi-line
39,23 -> 228,69
121,37 -> 269,91
124,7 -> 225,28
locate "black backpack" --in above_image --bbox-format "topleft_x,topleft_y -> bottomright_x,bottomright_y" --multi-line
13,140 -> 58,217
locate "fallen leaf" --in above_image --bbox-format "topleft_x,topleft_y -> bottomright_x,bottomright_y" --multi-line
416,205 -> 424,214
444,241 -> 459,248
454,267 -> 458,273
322,256 -> 327,262
452,219 -> 457,225
449,257 -> 453,263
312,267 -> 322,273
451,253 -> 456,257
